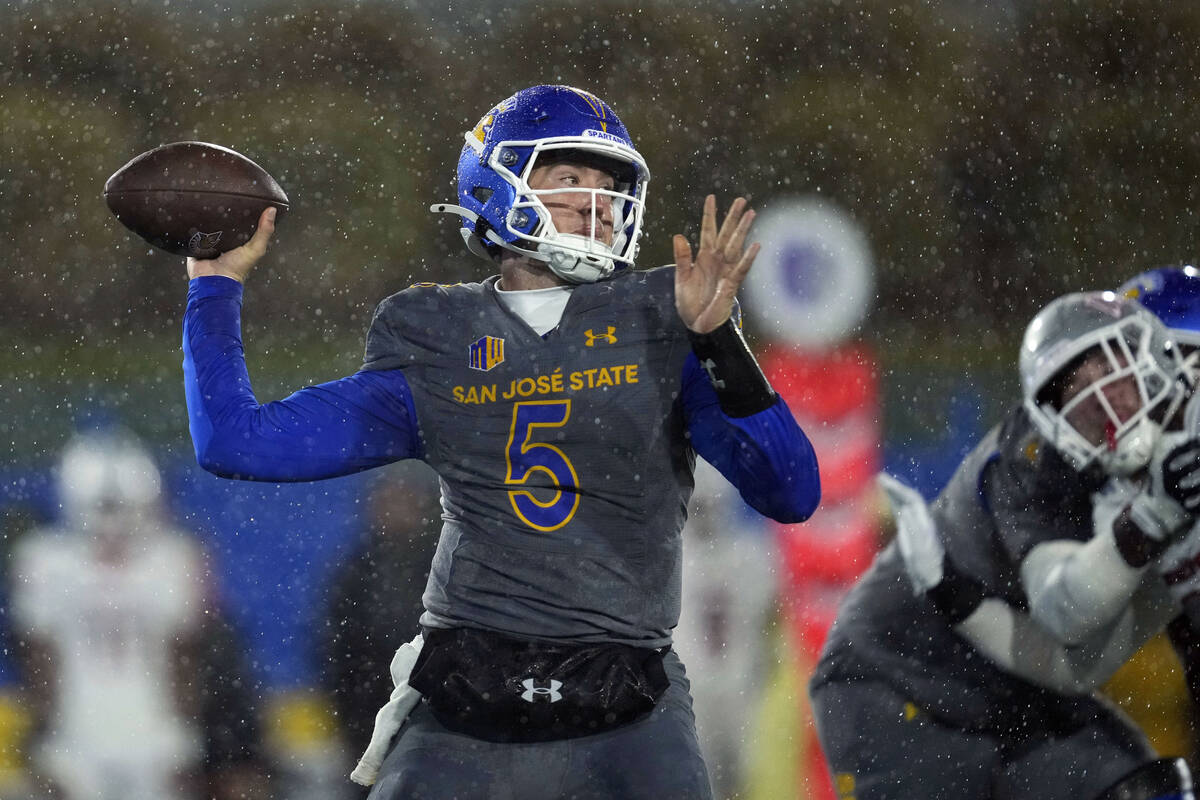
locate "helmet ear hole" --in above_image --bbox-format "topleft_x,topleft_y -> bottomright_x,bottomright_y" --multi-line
471,187 -> 493,204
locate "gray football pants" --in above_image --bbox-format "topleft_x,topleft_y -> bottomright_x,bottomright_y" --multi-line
366,650 -> 713,800
811,679 -> 1155,800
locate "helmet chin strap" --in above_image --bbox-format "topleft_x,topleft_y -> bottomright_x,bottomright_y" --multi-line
1103,416 -> 1160,476
430,203 -> 617,283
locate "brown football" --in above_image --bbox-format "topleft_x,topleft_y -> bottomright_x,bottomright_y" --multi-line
103,141 -> 289,259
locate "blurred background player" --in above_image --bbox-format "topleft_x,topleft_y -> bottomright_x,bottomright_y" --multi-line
8,426 -> 271,800
675,459 -> 780,799
811,291 -> 1200,800
847,267 -> 1200,789
732,197 -> 885,799
10,427 -> 208,800
319,462 -> 441,759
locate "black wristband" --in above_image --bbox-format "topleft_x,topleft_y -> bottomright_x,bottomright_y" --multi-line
687,319 -> 777,418
926,564 -> 987,625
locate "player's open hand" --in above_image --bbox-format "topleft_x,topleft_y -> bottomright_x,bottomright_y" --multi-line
673,195 -> 760,334
186,207 -> 277,283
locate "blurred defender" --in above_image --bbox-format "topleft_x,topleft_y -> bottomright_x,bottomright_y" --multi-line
811,291 -> 1200,800
10,429 -> 207,800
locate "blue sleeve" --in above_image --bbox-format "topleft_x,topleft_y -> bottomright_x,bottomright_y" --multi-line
681,353 -> 820,523
183,276 -> 422,481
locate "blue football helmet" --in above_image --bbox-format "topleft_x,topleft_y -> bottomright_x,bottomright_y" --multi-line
1122,266 -> 1200,430
431,85 -> 651,283
1120,265 -> 1200,347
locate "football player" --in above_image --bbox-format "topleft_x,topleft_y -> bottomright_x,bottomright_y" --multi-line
887,267 -> 1200,715
809,291 -> 1200,800
10,429 -> 207,800
179,84 -> 820,799
1121,266 -> 1200,724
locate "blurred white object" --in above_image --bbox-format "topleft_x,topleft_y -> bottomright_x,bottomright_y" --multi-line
350,633 -> 424,786
741,197 -> 873,348
879,473 -> 944,595
11,430 -> 204,800
675,460 -> 777,799
57,428 -> 163,539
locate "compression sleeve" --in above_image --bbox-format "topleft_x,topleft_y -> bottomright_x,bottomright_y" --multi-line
1021,522 -> 1147,645
183,276 -> 422,481
680,352 -> 820,523
956,581 -> 1176,694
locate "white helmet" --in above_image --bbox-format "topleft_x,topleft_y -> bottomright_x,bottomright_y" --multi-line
58,428 -> 162,528
1020,291 -> 1184,475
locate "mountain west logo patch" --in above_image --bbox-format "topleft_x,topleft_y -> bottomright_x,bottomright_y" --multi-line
468,335 -> 505,371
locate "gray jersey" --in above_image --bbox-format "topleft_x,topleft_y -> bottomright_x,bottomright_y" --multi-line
811,405 -> 1112,732
362,267 -> 695,648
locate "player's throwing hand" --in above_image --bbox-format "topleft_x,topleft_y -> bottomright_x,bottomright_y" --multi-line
187,206 -> 277,284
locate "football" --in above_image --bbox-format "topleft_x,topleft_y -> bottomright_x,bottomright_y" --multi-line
103,141 -> 289,259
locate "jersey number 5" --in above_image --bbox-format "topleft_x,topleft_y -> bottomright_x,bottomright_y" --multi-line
505,400 -> 581,531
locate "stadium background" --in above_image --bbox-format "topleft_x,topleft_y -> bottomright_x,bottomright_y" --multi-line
2,0 -> 1199,795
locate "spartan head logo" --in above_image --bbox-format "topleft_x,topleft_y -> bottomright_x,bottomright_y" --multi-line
188,230 -> 224,257
520,678 -> 563,703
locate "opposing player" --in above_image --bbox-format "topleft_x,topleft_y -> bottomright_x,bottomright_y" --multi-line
810,291 -> 1200,800
180,84 -> 820,799
1123,266 -> 1200,717
10,429 -> 207,800
898,267 -> 1200,705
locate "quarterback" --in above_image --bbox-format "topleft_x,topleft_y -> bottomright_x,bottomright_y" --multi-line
180,85 -> 820,799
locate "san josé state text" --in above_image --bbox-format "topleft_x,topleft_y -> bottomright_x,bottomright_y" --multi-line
453,363 -> 641,405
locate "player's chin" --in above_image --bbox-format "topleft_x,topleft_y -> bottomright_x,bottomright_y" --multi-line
575,230 -> 614,246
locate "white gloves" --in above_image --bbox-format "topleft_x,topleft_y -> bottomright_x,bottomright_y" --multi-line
1129,431 -> 1200,544
880,473 -> 943,595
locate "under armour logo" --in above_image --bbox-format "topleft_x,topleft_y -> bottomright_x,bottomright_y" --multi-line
699,357 -> 726,389
584,326 -> 617,347
520,678 -> 563,703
